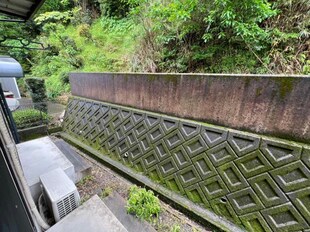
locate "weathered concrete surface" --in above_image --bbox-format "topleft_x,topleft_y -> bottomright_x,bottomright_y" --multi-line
70,73 -> 310,143
63,97 -> 310,232
53,139 -> 92,182
103,192 -> 156,232
17,137 -> 75,201
47,195 -> 128,232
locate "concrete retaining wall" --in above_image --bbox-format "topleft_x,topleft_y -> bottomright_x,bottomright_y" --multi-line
63,96 -> 310,232
69,73 -> 310,143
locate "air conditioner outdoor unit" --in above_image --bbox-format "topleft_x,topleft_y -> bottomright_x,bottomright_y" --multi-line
40,168 -> 80,222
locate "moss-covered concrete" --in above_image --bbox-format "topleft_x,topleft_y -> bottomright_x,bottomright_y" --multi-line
63,97 -> 310,232
69,72 -> 310,143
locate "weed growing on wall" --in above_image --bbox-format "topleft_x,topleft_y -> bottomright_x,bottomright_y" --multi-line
126,185 -> 161,222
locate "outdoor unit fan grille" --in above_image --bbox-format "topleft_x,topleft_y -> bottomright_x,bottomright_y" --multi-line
56,193 -> 78,219
40,168 -> 80,222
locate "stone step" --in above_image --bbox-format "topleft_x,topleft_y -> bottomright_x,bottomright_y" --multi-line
53,138 -> 91,183
103,192 -> 157,232
47,195 -> 128,232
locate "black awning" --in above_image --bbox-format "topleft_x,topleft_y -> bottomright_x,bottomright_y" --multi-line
0,0 -> 46,20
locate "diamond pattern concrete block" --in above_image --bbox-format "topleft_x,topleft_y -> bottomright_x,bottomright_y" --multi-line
210,197 -> 242,225
261,203 -> 309,232
66,98 -> 78,111
183,135 -> 209,158
121,118 -> 135,134
227,187 -> 264,215
145,114 -> 161,128
192,153 -> 217,179
83,103 -> 99,121
161,117 -> 179,134
88,127 -> 100,144
133,121 -> 149,138
109,146 -> 123,163
158,157 -> 178,178
97,129 -> 109,146
105,123 -> 116,137
235,150 -> 273,178
270,161 -> 310,192
199,175 -> 229,200
115,126 -> 126,141
249,173 -> 288,208
83,101 -> 93,113
260,139 -> 302,167
132,158 -> 145,173
154,140 -> 170,161
87,102 -> 100,117
240,212 -> 272,232
177,165 -> 201,187
139,134 -> 152,154
218,162 -> 249,192
141,150 -> 160,169
201,125 -> 228,148
99,138 -> 110,154
164,130 -> 185,150
288,187 -> 310,225
184,183 -> 210,208
171,146 -> 192,169
115,139 -> 130,157
125,130 -> 138,147
147,124 -> 165,143
302,147 -> 310,169
180,121 -> 201,140
98,110 -> 114,127
165,174 -> 185,194
110,106 -> 120,116
106,134 -> 118,150
127,144 -> 143,163
131,112 -> 145,124
96,118 -> 106,132
93,105 -> 110,123
63,97 -> 310,231
120,109 -> 131,120
147,165 -> 163,183
76,101 -> 87,118
207,142 -> 238,167
228,131 -> 260,156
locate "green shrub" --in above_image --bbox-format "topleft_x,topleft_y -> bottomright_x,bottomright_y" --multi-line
126,185 -> 161,222
78,24 -> 92,39
25,78 -> 48,113
171,224 -> 181,232
13,109 -> 50,129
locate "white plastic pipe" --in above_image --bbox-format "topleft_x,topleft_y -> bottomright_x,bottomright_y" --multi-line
0,113 -> 50,230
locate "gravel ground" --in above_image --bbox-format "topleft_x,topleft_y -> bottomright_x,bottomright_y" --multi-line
66,142 -> 216,232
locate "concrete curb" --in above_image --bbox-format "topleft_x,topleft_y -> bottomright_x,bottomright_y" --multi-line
61,132 -> 245,232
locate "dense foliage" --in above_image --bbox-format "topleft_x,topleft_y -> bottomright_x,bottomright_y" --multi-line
13,109 -> 50,129
126,185 -> 161,221
0,0 -> 309,99
25,78 -> 48,113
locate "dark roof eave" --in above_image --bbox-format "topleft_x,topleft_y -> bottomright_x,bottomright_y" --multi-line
0,0 -> 46,20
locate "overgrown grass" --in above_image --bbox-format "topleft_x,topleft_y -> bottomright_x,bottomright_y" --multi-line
31,17 -> 141,100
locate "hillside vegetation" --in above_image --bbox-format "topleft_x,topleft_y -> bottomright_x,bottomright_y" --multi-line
0,0 -> 309,99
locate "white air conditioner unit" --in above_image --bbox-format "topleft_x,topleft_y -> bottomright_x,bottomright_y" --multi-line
40,168 -> 80,222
